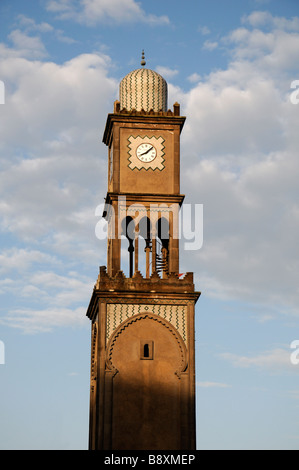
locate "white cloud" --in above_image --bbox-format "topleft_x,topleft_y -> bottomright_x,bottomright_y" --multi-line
0,40 -> 116,333
0,12 -> 78,59
289,391 -> 299,401
45,0 -> 74,13
1,306 -> 88,334
6,29 -> 48,58
0,51 -> 117,243
0,268 -> 94,333
178,14 -> 299,316
0,278 -> 15,295
17,14 -> 54,33
46,0 -> 170,26
219,348 -> 293,372
0,248 -> 59,274
224,20 -> 299,72
1,10 -> 299,334
242,10 -> 299,31
27,271 -> 94,306
187,73 -> 202,83
183,78 -> 284,156
197,381 -> 231,388
55,29 -> 77,44
202,40 -> 218,51
156,66 -> 179,79
15,13 -> 77,45
198,25 -> 210,35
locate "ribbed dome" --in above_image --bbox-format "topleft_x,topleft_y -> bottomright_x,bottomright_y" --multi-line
119,67 -> 168,112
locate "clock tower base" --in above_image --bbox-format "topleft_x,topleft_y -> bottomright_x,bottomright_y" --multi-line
87,267 -> 200,450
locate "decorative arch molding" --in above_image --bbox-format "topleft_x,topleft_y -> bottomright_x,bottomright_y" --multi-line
106,303 -> 188,345
106,312 -> 188,378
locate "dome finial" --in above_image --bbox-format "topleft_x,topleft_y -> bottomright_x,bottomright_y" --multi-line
141,49 -> 146,67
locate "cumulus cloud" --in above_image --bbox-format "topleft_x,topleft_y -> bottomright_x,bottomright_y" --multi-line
1,306 -> 88,334
202,40 -> 218,51
242,10 -> 299,31
0,248 -> 59,274
197,25 -> 211,35
16,14 -> 54,33
219,347 -> 294,372
4,29 -> 48,58
46,0 -> 170,26
197,381 -> 231,388
0,265 -> 94,333
0,37 -> 117,331
1,10 -> 299,333
0,51 -> 117,240
224,22 -> 299,73
178,12 -> 299,316
187,73 -> 202,83
156,66 -> 179,79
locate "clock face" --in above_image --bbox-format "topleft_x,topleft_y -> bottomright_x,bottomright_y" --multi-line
136,143 -> 157,163
128,135 -> 165,171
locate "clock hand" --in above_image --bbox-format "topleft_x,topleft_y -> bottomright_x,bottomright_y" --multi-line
140,146 -> 153,156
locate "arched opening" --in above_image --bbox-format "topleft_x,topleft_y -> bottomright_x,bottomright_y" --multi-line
139,216 -> 152,278
121,216 -> 135,277
156,217 -> 169,276
119,214 -> 171,278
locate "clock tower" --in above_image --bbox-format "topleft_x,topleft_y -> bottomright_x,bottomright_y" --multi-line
86,53 -> 200,450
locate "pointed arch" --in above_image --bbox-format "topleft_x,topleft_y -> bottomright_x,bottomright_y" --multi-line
106,312 -> 187,377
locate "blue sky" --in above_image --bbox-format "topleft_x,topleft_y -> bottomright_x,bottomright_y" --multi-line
0,0 -> 299,450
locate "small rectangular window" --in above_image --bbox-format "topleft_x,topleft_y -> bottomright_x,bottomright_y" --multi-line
140,340 -> 154,360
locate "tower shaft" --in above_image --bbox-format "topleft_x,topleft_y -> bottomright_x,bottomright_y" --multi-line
86,60 -> 200,450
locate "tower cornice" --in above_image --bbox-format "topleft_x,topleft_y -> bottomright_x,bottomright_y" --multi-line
103,103 -> 185,146
86,266 -> 201,322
